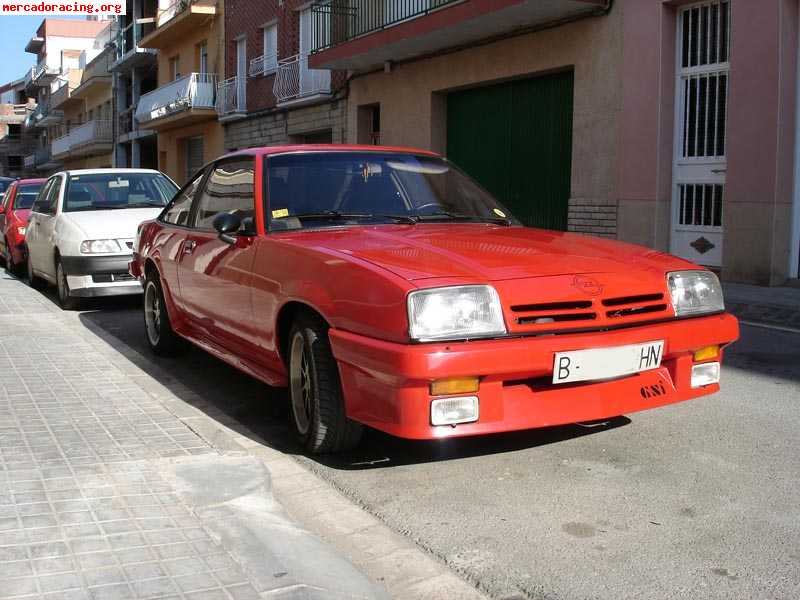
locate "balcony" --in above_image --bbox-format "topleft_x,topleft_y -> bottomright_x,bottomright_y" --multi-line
112,20 -> 157,71
50,71 -> 83,110
26,147 -> 61,172
32,61 -> 61,87
249,52 -> 278,78
309,0 -> 610,71
273,54 -> 331,106
135,73 -> 217,129
139,0 -> 218,50
73,51 -> 112,100
216,76 -> 246,120
25,102 -> 62,129
52,120 -> 113,160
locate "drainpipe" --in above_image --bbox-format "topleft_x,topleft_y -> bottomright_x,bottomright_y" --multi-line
790,13 -> 800,280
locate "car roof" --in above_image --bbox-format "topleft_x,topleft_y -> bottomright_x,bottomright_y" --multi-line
219,143 -> 439,161
61,168 -> 164,176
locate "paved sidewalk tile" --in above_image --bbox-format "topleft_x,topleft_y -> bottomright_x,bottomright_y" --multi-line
0,279 -> 264,600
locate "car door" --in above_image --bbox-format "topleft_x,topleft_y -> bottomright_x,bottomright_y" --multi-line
27,177 -> 58,276
0,181 -> 16,251
176,157 -> 259,354
155,169 -> 207,314
35,175 -> 62,280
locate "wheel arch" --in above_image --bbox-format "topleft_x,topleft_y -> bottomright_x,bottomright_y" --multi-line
275,301 -> 330,367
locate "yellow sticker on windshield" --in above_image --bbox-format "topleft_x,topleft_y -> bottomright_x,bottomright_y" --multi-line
493,208 -> 507,218
272,208 -> 289,219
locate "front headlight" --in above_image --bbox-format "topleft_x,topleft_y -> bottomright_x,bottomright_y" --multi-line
667,270 -> 724,316
80,239 -> 122,254
408,285 -> 506,341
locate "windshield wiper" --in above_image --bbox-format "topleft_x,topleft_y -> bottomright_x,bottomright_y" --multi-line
411,211 -> 512,226
126,201 -> 165,208
292,211 -> 417,224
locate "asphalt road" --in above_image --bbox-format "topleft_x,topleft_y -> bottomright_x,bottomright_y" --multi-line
72,294 -> 800,600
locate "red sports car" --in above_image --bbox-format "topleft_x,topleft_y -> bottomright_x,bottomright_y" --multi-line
0,178 -> 45,274
130,145 -> 739,454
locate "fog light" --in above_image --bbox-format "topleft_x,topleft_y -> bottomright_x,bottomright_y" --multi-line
430,377 -> 479,396
691,362 -> 720,388
693,345 -> 719,362
431,396 -> 479,426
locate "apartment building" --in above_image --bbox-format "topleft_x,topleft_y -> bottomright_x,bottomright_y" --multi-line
50,42 -> 115,171
309,0 -> 800,285
217,0 -> 346,154
112,0 -> 158,170
0,78 -> 35,178
21,18 -> 111,176
134,0 -> 225,184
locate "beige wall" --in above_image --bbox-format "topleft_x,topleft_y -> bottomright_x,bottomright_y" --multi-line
346,9 -> 623,237
153,2 -> 225,185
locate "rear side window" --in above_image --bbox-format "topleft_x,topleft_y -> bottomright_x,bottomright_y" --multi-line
162,172 -> 204,226
192,159 -> 255,230
13,183 -> 44,210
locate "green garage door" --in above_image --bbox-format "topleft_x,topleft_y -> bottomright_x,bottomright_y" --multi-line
446,70 -> 574,230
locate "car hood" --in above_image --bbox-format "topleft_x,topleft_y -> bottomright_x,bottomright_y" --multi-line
283,224 -> 696,282
63,208 -> 163,240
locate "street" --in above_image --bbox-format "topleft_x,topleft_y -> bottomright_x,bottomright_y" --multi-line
72,292 -> 800,600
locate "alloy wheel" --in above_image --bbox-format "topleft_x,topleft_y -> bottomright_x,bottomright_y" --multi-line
144,281 -> 162,347
289,332 -> 313,436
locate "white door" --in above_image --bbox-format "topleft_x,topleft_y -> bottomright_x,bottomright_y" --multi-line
671,0 -> 730,267
29,176 -> 61,278
299,8 -> 330,96
236,37 -> 247,111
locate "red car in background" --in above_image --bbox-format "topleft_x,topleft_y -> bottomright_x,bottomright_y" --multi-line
130,145 -> 739,454
0,178 -> 45,274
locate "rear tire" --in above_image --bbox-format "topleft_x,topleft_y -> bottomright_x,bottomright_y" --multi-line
143,272 -> 183,356
288,313 -> 363,454
26,252 -> 45,290
56,260 -> 81,311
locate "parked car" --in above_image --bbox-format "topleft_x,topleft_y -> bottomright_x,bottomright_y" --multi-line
0,176 -> 14,203
26,169 -> 178,309
0,178 -> 45,274
130,145 -> 739,454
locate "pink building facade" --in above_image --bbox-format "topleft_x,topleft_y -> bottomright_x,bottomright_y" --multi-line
308,0 -> 800,285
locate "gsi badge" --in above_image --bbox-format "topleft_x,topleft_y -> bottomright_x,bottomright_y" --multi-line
552,341 -> 665,385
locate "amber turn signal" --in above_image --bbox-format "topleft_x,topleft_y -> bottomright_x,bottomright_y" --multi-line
430,377 -> 480,396
693,345 -> 719,362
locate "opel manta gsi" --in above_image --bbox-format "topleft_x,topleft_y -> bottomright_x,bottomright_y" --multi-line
130,146 -> 739,454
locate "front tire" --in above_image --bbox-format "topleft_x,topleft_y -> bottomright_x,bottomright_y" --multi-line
56,259 -> 81,311
288,313 -> 363,454
143,273 -> 182,356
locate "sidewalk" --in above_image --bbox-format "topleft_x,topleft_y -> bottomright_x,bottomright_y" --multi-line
723,282 -> 800,331
0,273 -> 486,600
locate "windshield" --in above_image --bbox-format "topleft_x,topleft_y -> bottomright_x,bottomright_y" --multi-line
13,183 -> 43,209
266,152 -> 517,230
64,173 -> 177,212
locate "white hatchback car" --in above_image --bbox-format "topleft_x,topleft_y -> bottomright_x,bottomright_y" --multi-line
26,169 -> 178,309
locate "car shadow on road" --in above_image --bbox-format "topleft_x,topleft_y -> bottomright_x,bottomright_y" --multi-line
75,301 -> 637,470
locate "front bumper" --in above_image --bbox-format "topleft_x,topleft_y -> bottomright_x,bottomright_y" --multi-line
61,255 -> 142,297
329,313 -> 739,440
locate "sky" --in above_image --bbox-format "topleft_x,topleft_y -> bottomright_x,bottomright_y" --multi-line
0,15 -> 82,86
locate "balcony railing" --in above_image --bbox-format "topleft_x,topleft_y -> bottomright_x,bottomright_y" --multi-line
216,76 -> 246,116
114,20 -> 156,63
249,52 -> 278,77
311,0 -> 459,52
135,73 -> 217,124
51,120 -> 113,159
32,60 -> 60,85
23,67 -> 36,88
273,54 -> 330,104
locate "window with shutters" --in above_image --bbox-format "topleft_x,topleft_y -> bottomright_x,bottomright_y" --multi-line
185,136 -> 204,182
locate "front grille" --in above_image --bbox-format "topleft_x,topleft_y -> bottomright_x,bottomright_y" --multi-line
510,291 -> 670,331
92,272 -> 135,283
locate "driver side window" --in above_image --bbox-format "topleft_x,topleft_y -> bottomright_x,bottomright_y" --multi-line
162,171 -> 204,226
191,158 -> 255,231
32,177 -> 59,215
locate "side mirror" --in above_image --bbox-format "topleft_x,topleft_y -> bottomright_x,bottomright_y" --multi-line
213,212 -> 242,244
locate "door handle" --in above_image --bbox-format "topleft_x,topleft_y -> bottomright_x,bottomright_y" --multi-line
183,239 -> 197,255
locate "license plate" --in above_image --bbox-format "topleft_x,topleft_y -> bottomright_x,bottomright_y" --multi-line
552,341 -> 664,385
